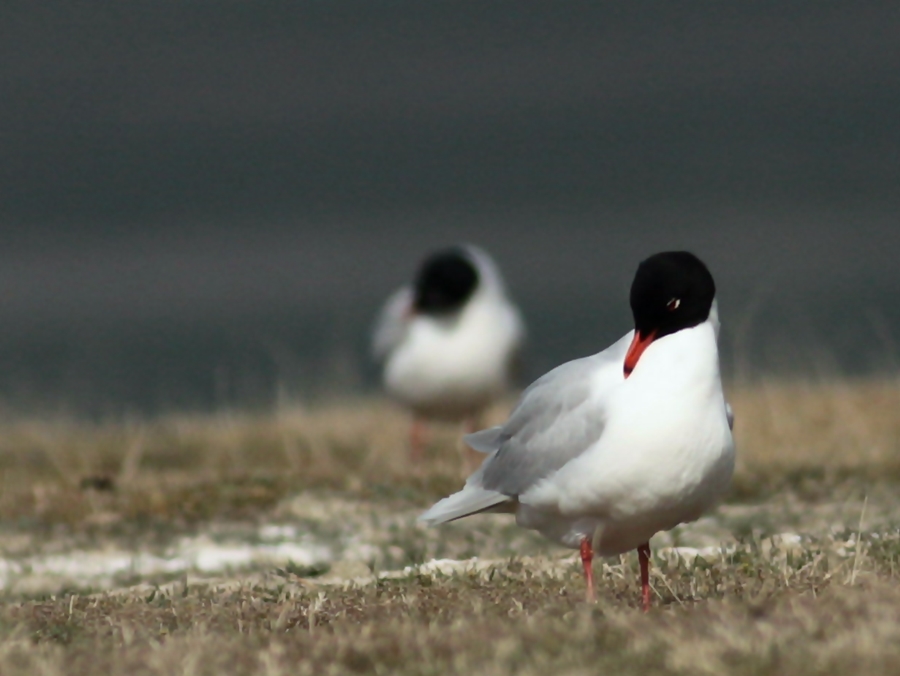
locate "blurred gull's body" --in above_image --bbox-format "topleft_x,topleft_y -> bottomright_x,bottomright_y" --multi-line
373,245 -> 525,460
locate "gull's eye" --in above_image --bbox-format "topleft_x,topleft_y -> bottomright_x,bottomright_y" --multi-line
666,298 -> 681,311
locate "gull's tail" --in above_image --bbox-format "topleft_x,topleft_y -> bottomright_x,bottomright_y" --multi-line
419,486 -> 511,524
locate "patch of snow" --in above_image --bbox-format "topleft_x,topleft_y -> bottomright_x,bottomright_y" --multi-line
258,524 -> 299,541
409,558 -> 481,576
0,532 -> 332,592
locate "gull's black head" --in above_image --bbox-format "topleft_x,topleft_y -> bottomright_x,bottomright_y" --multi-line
630,251 -> 716,340
413,248 -> 479,314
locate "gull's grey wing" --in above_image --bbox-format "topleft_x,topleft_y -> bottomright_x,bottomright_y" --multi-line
371,286 -> 412,361
472,331 -> 633,497
466,426 -> 506,453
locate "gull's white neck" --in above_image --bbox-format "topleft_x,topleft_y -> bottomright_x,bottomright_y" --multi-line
627,316 -> 722,395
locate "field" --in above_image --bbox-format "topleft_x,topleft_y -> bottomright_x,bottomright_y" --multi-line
1,379 -> 900,675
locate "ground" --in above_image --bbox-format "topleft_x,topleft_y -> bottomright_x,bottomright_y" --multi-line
0,379 -> 899,675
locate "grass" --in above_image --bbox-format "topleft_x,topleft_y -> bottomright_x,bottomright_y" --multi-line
1,379 -> 898,527
0,378 -> 899,674
3,536 -> 900,675
0,401 -> 461,530
730,379 -> 900,499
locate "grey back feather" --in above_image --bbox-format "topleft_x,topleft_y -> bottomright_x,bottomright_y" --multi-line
465,426 -> 505,453
468,331 -> 633,497
371,287 -> 412,360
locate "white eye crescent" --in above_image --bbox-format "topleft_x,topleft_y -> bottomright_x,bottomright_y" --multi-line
666,298 -> 681,311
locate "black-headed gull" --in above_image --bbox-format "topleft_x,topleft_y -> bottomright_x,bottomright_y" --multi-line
373,245 -> 525,461
420,251 -> 735,609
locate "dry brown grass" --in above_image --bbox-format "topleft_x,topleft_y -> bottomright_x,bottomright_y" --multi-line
0,379 -> 898,527
0,399 -> 500,529
2,536 -> 900,675
730,379 -> 900,499
0,379 -> 899,674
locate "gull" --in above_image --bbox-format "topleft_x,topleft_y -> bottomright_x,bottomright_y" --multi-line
373,245 -> 525,461
420,251 -> 735,609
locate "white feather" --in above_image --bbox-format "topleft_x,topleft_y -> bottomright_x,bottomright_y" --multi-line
373,245 -> 525,421
422,304 -> 735,556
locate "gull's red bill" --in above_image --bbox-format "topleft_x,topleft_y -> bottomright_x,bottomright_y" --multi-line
623,329 -> 657,377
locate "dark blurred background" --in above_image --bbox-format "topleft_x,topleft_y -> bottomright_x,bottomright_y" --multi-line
1,2 -> 898,415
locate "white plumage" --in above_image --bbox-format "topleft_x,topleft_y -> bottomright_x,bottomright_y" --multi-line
420,251 -> 735,608
373,245 -> 525,422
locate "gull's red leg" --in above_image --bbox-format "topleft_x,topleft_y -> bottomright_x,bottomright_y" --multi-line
638,542 -> 652,611
580,537 -> 595,602
409,418 -> 426,462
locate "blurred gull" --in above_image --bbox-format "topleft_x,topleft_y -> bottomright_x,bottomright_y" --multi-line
373,245 -> 525,461
421,251 -> 735,610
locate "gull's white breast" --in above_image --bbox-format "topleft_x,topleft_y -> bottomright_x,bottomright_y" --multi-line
384,291 -> 523,419
519,321 -> 734,554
